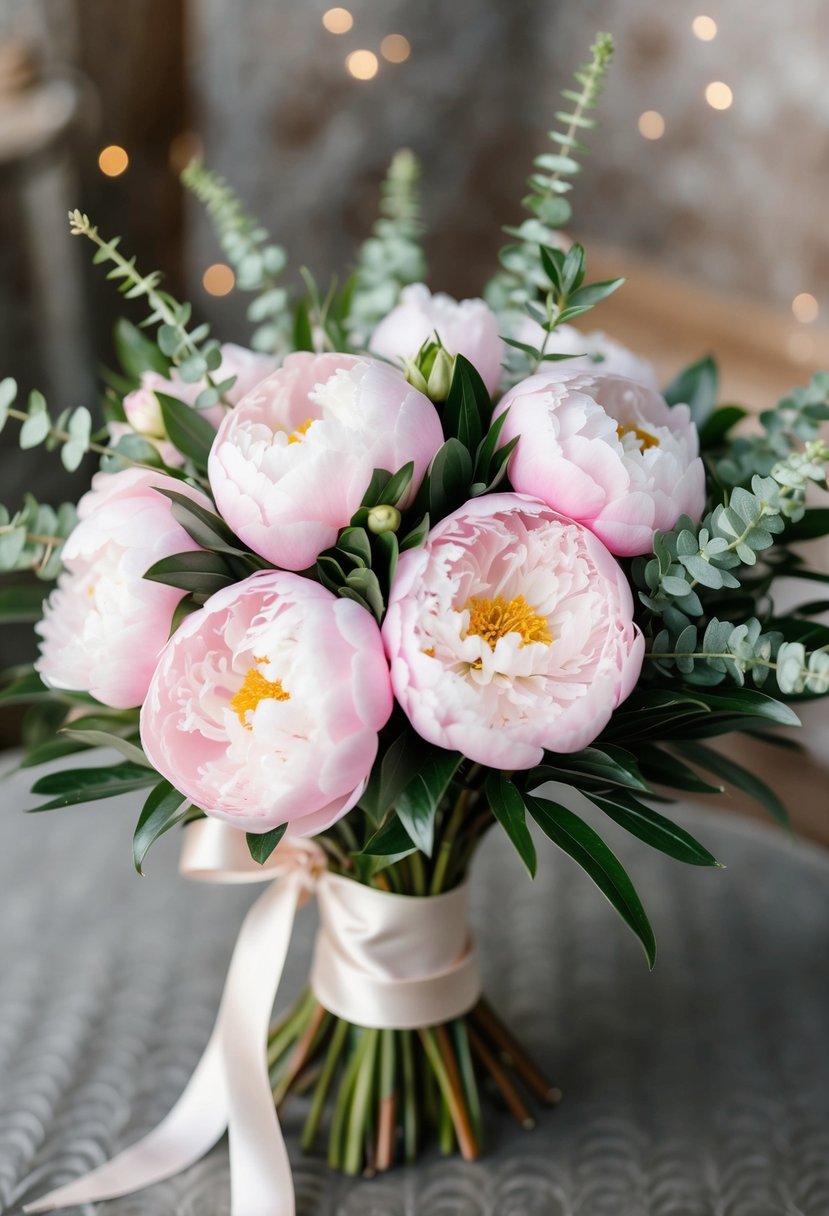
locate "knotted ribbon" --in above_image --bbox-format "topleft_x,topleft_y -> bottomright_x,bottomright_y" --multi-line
25,819 -> 481,1216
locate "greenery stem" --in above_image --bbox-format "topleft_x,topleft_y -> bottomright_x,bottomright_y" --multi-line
343,1027 -> 379,1175
302,1017 -> 349,1152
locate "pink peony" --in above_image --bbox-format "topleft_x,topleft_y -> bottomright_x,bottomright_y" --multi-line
119,344 -> 280,462
382,493 -> 643,768
494,370 -> 705,556
36,469 -> 212,709
140,570 -> 393,834
509,317 -> 660,389
208,351 -> 444,572
369,284 -> 505,396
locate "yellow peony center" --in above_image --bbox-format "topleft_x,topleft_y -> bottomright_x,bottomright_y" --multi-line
287,417 -> 314,444
229,665 -> 290,728
617,421 -> 660,451
464,594 -> 552,650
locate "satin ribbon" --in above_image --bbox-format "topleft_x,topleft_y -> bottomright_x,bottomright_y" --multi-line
25,819 -> 481,1216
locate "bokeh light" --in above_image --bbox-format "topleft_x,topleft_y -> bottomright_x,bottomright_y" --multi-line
346,50 -> 379,80
380,34 -> 411,64
705,81 -> 733,110
322,7 -> 353,34
638,110 -> 665,140
202,264 -> 236,296
792,292 -> 819,323
692,16 -> 718,41
98,145 -> 129,177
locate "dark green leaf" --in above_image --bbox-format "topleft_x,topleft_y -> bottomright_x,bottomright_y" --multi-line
60,728 -> 151,768
395,749 -> 463,856
526,793 -> 656,968
634,743 -> 724,794
663,355 -> 718,427
133,780 -> 190,874
293,300 -> 315,352
155,488 -> 252,558
485,773 -> 536,877
588,789 -> 721,867
360,469 -> 393,509
28,762 -> 157,811
566,277 -> 624,309
526,745 -> 649,793
359,727 -> 431,823
247,824 -> 288,865
679,741 -> 789,826
442,355 -> 490,455
157,393 -> 217,470
0,585 -> 47,622
697,405 -> 747,448
360,812 -> 418,858
113,317 -> 170,380
143,549 -> 235,595
427,439 -> 473,522
0,670 -> 51,705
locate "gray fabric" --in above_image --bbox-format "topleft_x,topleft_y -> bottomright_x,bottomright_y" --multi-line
0,760 -> 827,1215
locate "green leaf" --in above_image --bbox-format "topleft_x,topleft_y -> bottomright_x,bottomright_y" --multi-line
28,761 -> 157,811
0,376 -> 17,431
395,749 -> 463,856
634,743 -> 724,794
247,823 -> 288,865
143,549 -> 235,595
114,317 -> 170,379
697,404 -> 747,448
157,392 -> 217,470
527,745 -> 649,793
587,789 -> 721,867
0,670 -> 51,704
360,812 -> 418,858
133,780 -> 190,874
663,355 -> 718,427
485,773 -> 536,877
60,728 -> 151,768
525,793 -> 656,968
359,727 -> 431,823
679,741 -> 789,826
566,277 -> 624,309
293,300 -> 314,352
427,438 -> 473,522
442,355 -> 490,455
155,487 -> 253,558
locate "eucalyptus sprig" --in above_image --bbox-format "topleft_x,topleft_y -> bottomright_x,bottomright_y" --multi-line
347,149 -> 427,346
181,160 -> 293,358
0,495 -> 76,580
68,210 -> 234,411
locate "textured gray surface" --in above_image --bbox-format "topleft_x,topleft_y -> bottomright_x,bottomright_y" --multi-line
1,760 -> 828,1215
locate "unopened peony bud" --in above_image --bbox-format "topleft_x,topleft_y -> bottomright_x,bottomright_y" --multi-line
403,358 -> 429,395
367,504 -> 402,535
425,347 -> 456,402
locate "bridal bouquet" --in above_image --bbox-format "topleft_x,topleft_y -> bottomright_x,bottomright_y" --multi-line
3,33 -> 829,1215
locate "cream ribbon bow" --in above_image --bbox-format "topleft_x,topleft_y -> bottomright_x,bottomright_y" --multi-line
25,819 -> 481,1216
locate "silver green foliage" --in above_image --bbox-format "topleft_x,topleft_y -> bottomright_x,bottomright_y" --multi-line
485,32 -> 614,320
0,494 -> 76,580
180,160 -> 293,359
717,372 -> 829,486
69,211 -> 233,412
0,378 -> 93,473
347,149 -> 427,347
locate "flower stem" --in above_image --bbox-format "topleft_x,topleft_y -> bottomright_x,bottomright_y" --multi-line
375,1028 -> 397,1171
473,999 -> 561,1105
467,1023 -> 536,1130
400,1029 -> 418,1165
273,1002 -> 329,1107
343,1027 -> 379,1175
302,1016 -> 348,1152
418,1027 -> 480,1160
328,1028 -> 364,1171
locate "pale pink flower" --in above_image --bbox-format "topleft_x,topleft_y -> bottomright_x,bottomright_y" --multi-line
209,351 -> 443,571
510,317 -> 660,389
140,570 -> 393,835
369,284 -> 505,396
35,469 -> 211,709
382,493 -> 643,769
495,370 -> 705,556
118,344 -> 280,462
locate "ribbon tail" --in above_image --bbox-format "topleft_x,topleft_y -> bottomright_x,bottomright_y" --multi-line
24,875 -> 304,1215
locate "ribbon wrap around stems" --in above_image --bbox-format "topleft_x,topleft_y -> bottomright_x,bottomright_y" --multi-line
25,818 -> 481,1216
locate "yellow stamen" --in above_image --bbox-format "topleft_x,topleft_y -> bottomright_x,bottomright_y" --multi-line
287,417 -> 314,444
464,594 -> 552,651
617,422 -> 660,450
230,667 -> 290,727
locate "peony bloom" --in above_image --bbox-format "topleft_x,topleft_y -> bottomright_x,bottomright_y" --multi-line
118,344 -> 280,462
140,570 -> 393,834
209,351 -> 444,572
369,283 -> 505,396
495,370 -> 705,556
382,493 -> 643,769
36,469 -> 212,709
509,317 -> 659,390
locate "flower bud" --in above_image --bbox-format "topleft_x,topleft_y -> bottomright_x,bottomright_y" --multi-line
367,504 -> 402,535
403,358 -> 429,395
425,347 -> 456,402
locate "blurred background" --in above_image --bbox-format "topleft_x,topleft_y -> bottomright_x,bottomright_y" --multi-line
0,0 -> 826,827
